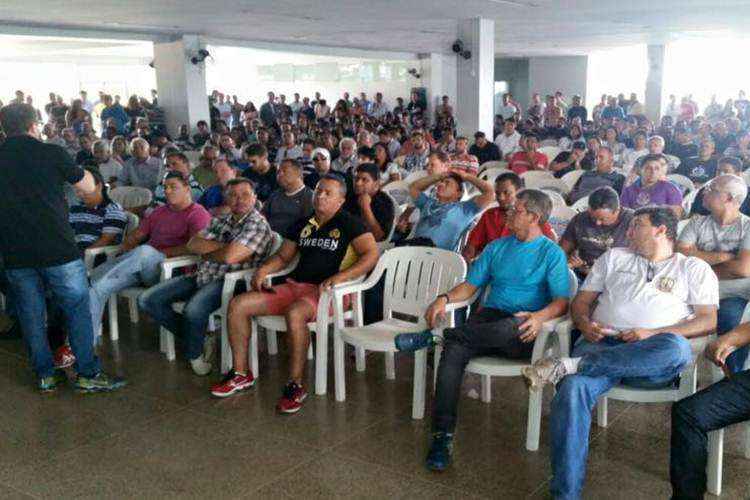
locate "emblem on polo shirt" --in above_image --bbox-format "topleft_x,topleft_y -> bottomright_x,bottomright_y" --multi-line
329,229 -> 341,239
636,192 -> 651,206
300,225 -> 313,238
658,276 -> 675,293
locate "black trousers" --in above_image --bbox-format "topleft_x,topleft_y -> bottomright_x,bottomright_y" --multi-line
670,369 -> 750,499
432,307 -> 531,432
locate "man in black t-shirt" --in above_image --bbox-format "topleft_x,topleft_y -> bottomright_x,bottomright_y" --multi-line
0,103 -> 125,393
242,143 -> 278,202
213,175 -> 378,412
345,163 -> 395,242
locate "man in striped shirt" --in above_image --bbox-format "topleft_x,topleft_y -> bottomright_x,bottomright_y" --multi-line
68,168 -> 127,250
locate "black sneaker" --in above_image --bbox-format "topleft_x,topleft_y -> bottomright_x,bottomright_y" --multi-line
38,369 -> 67,393
425,431 -> 454,471
74,372 -> 127,393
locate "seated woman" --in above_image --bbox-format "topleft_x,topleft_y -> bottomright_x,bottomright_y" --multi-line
620,154 -> 683,217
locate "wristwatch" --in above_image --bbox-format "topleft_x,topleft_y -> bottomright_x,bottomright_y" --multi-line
437,293 -> 450,303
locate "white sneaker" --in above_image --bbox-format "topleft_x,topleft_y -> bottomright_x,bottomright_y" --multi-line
189,355 -> 212,376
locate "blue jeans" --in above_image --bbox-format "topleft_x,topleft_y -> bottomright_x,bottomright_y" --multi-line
717,297 -> 749,373
670,369 -> 750,499
89,245 -> 165,333
137,276 -> 223,360
5,259 -> 100,378
550,334 -> 692,500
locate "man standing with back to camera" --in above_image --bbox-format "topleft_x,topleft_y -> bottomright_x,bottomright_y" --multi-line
0,102 -> 125,393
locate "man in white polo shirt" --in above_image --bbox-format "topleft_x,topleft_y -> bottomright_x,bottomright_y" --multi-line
523,206 -> 719,500
494,117 -> 522,160
677,174 -> 750,373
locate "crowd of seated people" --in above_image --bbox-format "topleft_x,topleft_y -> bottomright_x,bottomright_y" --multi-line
4,85 -> 750,500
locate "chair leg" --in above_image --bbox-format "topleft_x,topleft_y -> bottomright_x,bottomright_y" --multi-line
744,423 -> 750,459
249,319 -> 259,379
266,328 -> 278,355
108,296 -> 120,343
161,327 -> 175,361
707,429 -> 724,496
334,333 -> 346,402
314,328 -> 327,396
107,296 -> 119,341
385,352 -> 396,380
433,344 -> 442,393
481,375 -> 492,403
526,388 -> 543,452
596,396 -> 608,428
355,346 -> 366,372
307,341 -> 314,361
220,316 -> 232,375
128,297 -> 139,323
412,349 -> 427,420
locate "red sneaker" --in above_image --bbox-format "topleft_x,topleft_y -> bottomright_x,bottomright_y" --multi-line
53,345 -> 76,369
276,381 -> 308,414
210,372 -> 255,398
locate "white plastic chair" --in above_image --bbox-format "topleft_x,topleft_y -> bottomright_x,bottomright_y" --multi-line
109,186 -> 153,210
478,167 -> 512,185
332,247 -> 467,419
403,170 -> 427,185
520,170 -> 555,185
184,150 -> 201,166
542,190 -> 568,210
156,255 -> 202,360
248,256 -> 363,395
682,187 -> 700,215
548,205 -> 577,238
159,233 -> 284,368
461,268 -> 578,451
539,146 -> 561,161
667,174 -> 696,195
570,195 -> 589,213
382,180 -> 411,207
677,218 -> 690,237
478,160 -> 508,174
83,212 -> 140,273
561,170 -> 586,191
528,177 -> 571,195
378,191 -> 400,252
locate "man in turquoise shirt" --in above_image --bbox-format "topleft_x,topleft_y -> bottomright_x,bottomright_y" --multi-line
396,189 -> 571,472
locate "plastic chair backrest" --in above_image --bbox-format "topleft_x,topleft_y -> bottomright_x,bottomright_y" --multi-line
111,186 -> 153,209
403,170 -> 427,185
382,191 -> 400,244
677,218 -> 690,237
542,190 -> 568,209
539,146 -> 561,161
382,180 -> 411,206
570,195 -> 589,213
527,177 -> 570,194
184,150 -> 201,166
478,167 -> 512,185
667,174 -> 696,195
561,169 -> 586,190
548,205 -> 576,238
478,160 -> 507,173
124,212 -> 140,235
380,247 -> 467,320
520,170 -> 555,184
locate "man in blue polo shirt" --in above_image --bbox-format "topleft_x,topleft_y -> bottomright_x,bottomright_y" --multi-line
396,189 -> 571,471
404,169 -> 494,250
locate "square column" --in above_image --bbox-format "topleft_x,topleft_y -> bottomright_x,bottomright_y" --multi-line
645,44 -> 666,123
419,53 -> 457,126
456,18 -> 495,137
153,34 -> 210,136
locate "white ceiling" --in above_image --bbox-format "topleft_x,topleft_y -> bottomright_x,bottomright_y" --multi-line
2,0 -> 750,57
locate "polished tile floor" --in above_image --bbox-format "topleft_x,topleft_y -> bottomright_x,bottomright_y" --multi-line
0,311 -> 748,499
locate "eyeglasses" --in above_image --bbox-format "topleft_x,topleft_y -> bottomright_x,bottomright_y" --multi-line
313,157 -> 326,162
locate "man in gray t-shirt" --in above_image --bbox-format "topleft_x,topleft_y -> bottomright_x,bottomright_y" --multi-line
262,159 -> 314,235
677,174 -> 750,372
561,186 -> 633,278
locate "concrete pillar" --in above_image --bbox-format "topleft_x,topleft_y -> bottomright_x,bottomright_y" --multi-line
455,18 -> 495,137
645,44 -> 666,123
153,34 -> 210,136
419,53 -> 457,126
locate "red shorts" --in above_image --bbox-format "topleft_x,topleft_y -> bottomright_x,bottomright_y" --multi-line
261,280 -> 351,321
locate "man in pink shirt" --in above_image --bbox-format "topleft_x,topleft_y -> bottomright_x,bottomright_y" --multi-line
88,172 -> 211,334
508,133 -> 549,175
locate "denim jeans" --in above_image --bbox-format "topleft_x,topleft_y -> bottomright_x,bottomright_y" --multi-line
670,369 -> 750,499
433,308 -> 529,433
717,297 -> 750,373
550,334 -> 692,500
89,245 -> 165,332
5,259 -> 100,378
138,275 -> 223,360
